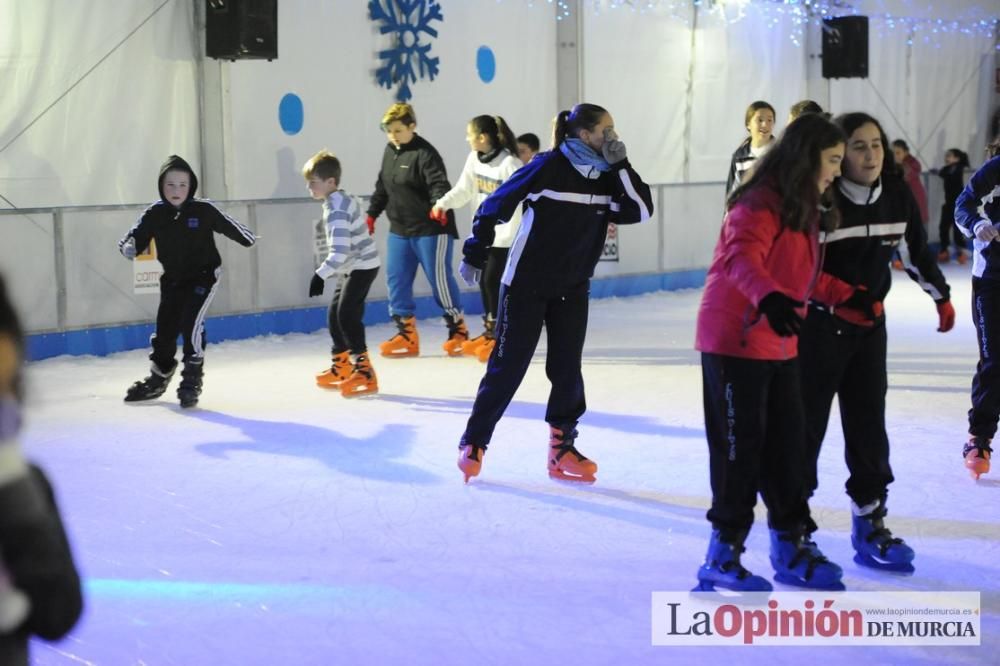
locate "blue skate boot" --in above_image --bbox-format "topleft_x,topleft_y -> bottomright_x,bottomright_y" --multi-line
769,528 -> 845,590
851,500 -> 915,574
694,530 -> 773,592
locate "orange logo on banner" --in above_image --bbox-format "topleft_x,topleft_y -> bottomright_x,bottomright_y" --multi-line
136,238 -> 157,261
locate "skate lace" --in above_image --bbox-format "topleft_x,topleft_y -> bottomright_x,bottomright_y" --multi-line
550,428 -> 589,463
963,440 -> 993,458
780,532 -> 830,580
462,443 -> 486,462
717,544 -> 754,580
862,507 -> 905,556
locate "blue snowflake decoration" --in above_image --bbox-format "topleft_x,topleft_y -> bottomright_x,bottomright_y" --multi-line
369,0 -> 444,102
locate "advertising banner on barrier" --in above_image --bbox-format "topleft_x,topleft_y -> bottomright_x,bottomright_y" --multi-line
132,239 -> 163,295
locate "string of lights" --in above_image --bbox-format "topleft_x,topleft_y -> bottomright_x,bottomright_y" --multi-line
517,0 -> 998,48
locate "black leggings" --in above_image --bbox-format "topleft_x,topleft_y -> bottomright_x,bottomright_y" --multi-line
479,247 -> 509,320
328,267 -> 379,356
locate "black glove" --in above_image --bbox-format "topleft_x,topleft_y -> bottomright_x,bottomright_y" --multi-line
839,287 -> 877,320
758,291 -> 804,337
308,274 -> 325,298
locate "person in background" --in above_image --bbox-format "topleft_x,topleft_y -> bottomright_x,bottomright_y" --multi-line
931,147 -> 971,263
892,139 -> 929,227
366,103 -> 468,358
725,100 -> 776,196
787,99 -> 827,123
516,132 -> 541,164
304,150 -> 381,397
953,138 -> 1000,479
431,116 -> 523,362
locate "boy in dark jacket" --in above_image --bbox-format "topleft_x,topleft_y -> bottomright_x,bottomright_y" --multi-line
366,103 -> 467,358
118,155 -> 256,408
0,273 -> 83,665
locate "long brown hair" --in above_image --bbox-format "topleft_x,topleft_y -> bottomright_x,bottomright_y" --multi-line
729,112 -> 846,232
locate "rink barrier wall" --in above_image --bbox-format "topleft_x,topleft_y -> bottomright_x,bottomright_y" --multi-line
23,268 -> 708,361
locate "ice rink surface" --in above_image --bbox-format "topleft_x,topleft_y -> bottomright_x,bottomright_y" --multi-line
22,264 -> 997,665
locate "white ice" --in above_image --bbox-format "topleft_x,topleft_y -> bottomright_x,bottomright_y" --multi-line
21,264 -> 998,665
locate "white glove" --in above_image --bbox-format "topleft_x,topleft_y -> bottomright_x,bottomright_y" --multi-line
458,261 -> 481,287
120,238 -> 137,260
974,220 -> 1000,243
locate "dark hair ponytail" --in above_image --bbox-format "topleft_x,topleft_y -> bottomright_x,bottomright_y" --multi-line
947,148 -> 970,169
470,115 -> 518,155
551,103 -> 609,148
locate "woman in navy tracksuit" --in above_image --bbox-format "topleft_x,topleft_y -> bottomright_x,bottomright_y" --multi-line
955,142 -> 1000,478
455,103 -> 653,484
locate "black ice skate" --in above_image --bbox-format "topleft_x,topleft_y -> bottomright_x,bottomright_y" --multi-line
124,362 -> 176,402
177,359 -> 204,409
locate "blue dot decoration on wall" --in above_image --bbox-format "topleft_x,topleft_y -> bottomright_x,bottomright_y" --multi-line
476,46 -> 496,83
278,93 -> 304,135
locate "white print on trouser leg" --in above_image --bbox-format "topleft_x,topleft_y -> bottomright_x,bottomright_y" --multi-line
496,293 -> 509,359
725,381 -> 736,461
977,295 -> 989,359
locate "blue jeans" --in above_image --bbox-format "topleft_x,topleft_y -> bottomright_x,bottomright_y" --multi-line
385,232 -> 462,320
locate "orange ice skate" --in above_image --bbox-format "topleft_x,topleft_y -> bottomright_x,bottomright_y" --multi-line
316,351 -> 352,387
380,315 -> 419,358
340,353 -> 378,397
458,443 -> 486,483
548,425 -> 597,483
964,436 -> 992,480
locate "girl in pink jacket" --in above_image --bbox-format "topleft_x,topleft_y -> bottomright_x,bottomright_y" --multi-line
694,113 -> 847,592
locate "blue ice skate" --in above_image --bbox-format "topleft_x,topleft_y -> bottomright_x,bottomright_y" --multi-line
693,530 -> 773,592
851,502 -> 915,574
769,529 -> 845,591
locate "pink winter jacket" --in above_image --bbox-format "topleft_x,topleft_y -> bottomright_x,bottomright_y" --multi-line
695,183 -> 821,360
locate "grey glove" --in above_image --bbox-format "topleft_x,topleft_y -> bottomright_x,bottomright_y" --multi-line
458,261 -> 481,287
601,127 -> 627,165
974,220 -> 999,243
120,238 -> 136,260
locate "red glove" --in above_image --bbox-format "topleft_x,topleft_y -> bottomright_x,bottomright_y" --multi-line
835,286 -> 883,327
365,215 -> 376,235
937,300 -> 955,333
429,207 -> 448,226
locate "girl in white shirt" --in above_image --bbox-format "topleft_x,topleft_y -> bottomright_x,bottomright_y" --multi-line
432,115 -> 523,360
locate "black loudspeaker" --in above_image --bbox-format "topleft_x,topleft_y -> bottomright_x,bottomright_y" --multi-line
822,16 -> 868,79
206,0 -> 277,61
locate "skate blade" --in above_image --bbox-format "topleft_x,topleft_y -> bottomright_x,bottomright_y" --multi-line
773,572 -> 846,591
965,461 -> 989,479
379,348 -> 419,358
341,387 -> 378,398
548,469 -> 596,484
853,553 -> 915,575
693,578 -> 773,594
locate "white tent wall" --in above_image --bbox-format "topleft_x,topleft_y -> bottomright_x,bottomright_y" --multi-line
223,1 -> 558,202
0,0 -> 997,340
0,0 -> 200,208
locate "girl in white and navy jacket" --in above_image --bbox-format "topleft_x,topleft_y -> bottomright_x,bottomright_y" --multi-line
432,115 -> 523,361
455,103 -> 653,485
304,151 -> 381,397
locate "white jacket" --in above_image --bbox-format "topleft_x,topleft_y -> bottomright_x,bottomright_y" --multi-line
435,149 -> 523,248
